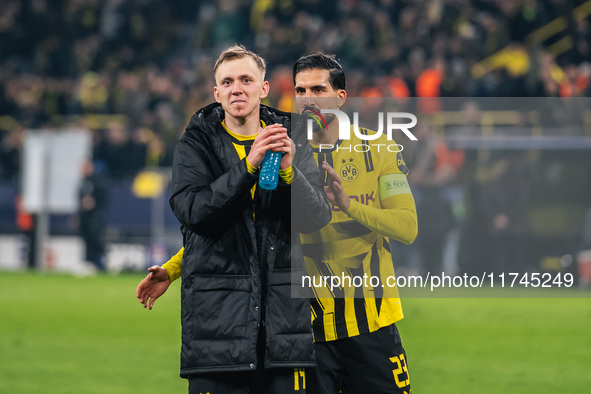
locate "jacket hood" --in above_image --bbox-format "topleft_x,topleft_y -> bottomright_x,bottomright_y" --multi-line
189,102 -> 225,133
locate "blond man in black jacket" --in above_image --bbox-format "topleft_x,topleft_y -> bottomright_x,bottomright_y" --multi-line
143,45 -> 330,394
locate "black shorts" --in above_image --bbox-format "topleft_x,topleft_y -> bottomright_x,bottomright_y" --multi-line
308,323 -> 411,394
188,367 -> 307,394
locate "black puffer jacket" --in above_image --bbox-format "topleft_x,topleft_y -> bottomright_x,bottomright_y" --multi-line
170,103 -> 331,377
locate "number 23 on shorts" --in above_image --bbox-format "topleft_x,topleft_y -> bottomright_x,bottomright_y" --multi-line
390,353 -> 410,391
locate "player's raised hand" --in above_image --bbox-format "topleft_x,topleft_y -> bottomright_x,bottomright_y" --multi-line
272,134 -> 294,170
136,265 -> 171,310
322,161 -> 350,212
246,124 -> 287,168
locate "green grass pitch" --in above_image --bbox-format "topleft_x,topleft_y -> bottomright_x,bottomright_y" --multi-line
1,271 -> 589,393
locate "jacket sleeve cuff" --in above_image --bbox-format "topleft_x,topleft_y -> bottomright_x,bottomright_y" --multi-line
162,247 -> 183,282
245,158 -> 258,174
279,166 -> 292,184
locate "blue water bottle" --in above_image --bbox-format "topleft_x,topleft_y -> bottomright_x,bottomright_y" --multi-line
258,151 -> 282,190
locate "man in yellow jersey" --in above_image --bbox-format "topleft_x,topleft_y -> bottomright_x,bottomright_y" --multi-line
139,45 -> 331,394
138,52 -> 417,394
292,52 -> 417,394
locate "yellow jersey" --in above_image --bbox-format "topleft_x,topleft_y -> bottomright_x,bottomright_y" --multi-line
302,127 -> 417,342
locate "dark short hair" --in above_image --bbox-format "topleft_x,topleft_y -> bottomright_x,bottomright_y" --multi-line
214,44 -> 266,79
292,52 -> 346,90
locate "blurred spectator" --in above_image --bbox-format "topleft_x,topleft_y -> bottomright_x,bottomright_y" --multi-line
78,159 -> 107,271
481,152 -> 531,274
385,67 -> 411,100
560,63 -> 590,97
15,194 -> 36,269
405,123 -> 461,275
416,57 -> 446,112
417,185 -> 455,275
96,122 -> 146,179
0,126 -> 24,182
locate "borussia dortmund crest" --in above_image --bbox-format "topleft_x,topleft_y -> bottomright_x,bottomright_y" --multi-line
339,158 -> 359,182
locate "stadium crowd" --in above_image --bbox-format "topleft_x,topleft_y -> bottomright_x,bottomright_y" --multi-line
2,0 -> 591,181
1,0 -> 590,276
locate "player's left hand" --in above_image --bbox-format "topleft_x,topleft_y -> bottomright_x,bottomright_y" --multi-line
322,161 -> 350,211
136,265 -> 171,310
271,132 -> 294,170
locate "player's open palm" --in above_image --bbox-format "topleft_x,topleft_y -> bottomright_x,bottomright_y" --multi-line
136,265 -> 171,310
322,161 -> 350,211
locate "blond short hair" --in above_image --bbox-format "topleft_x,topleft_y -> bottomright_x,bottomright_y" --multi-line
213,45 -> 267,79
